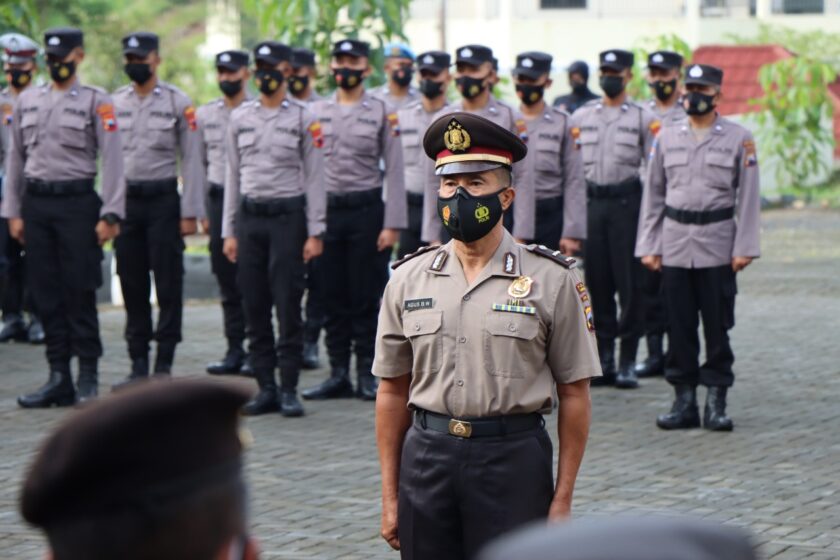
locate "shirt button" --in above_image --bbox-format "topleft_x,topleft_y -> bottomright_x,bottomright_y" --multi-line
456,380 -> 464,387
463,294 -> 471,301
459,336 -> 466,343
414,323 -> 421,331
508,323 -> 517,332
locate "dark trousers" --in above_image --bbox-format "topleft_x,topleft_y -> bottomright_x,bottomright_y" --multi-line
207,190 -> 245,347
237,204 -> 307,386
398,424 -> 554,560
21,191 -> 103,369
640,267 -> 667,338
663,265 -> 736,387
533,195 -> 564,249
322,197 -> 386,369
114,191 -> 184,360
1,226 -> 37,318
398,192 -> 424,259
585,191 -> 644,357
304,256 -> 325,345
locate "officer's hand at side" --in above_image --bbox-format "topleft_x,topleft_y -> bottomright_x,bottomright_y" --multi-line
380,496 -> 400,550
8,218 -> 24,244
200,218 -> 210,234
548,496 -> 572,522
641,255 -> 662,272
377,228 -> 399,252
303,236 -> 323,263
223,238 -> 238,263
95,220 -> 120,246
180,218 -> 198,237
732,256 -> 753,272
560,238 -> 581,255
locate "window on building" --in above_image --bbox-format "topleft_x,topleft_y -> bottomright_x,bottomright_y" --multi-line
775,0 -> 823,13
540,0 -> 587,8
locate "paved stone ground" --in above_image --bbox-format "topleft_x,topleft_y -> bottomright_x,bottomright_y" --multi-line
1,209 -> 839,559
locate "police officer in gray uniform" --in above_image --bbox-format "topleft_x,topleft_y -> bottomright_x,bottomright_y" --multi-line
302,38 -> 407,402
637,64 -> 761,431
1,27 -> 125,406
512,51 -> 586,254
197,50 -> 251,376
289,47 -> 322,104
570,49 -> 660,390
371,42 -> 419,111
112,32 -> 205,384
396,50 -> 450,258
223,41 -> 326,416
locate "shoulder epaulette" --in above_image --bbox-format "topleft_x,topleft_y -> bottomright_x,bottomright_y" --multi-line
391,245 -> 438,270
581,99 -> 600,108
525,244 -> 576,268
114,84 -> 132,94
550,105 -> 570,118
81,84 -> 107,95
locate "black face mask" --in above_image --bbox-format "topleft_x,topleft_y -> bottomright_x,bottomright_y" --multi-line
124,63 -> 153,85
288,75 -> 309,95
437,186 -> 506,243
9,69 -> 33,89
456,75 -> 487,100
391,66 -> 413,87
333,67 -> 364,90
255,69 -> 284,95
570,79 -> 587,95
599,75 -> 625,99
219,79 -> 243,98
419,78 -> 444,99
515,83 -> 544,106
48,60 -> 76,83
684,91 -> 716,115
649,79 -> 677,102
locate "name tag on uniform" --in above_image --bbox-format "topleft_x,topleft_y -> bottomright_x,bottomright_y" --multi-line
491,303 -> 536,315
405,298 -> 433,311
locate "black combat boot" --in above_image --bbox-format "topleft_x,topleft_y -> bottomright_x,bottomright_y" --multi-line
591,339 -> 616,387
26,315 -> 45,344
656,385 -> 701,430
703,386 -> 734,432
356,358 -> 378,401
242,370 -> 281,416
153,345 -> 175,376
302,341 -> 320,370
112,356 -> 149,391
207,342 -> 246,375
635,334 -> 665,378
279,369 -> 304,417
76,358 -> 99,404
240,354 -> 254,377
18,368 -> 77,408
615,339 -> 640,389
301,366 -> 354,400
0,313 -> 27,342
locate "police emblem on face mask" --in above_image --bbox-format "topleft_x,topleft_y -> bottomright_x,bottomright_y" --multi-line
697,100 -> 708,112
469,84 -> 479,96
508,276 -> 533,299
689,65 -> 703,78
474,203 -> 490,223
59,65 -> 69,78
293,80 -> 303,91
441,205 -> 451,225
127,36 -> 139,48
347,74 -> 358,86
443,119 -> 471,152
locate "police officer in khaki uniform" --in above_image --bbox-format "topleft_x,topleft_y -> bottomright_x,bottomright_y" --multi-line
375,112 -> 600,559
222,41 -> 326,417
421,44 -> 535,245
512,51 -> 586,254
0,33 -> 44,345
637,64 -> 761,432
197,50 -> 251,376
396,50 -> 450,258
570,49 -> 660,390
302,39 -> 406,402
1,27 -> 125,406
371,42 -> 419,111
112,32 -> 205,384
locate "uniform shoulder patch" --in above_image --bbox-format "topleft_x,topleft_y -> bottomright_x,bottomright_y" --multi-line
391,245 -> 438,270
525,244 -> 577,268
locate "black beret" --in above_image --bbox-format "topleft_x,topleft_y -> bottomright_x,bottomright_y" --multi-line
455,44 -> 494,66
599,49 -> 634,70
291,47 -> 316,68
44,27 -> 83,58
216,49 -> 249,71
331,38 -> 370,58
417,50 -> 450,73
684,63 -> 724,87
20,379 -> 253,528
254,41 -> 292,65
648,50 -> 684,70
423,112 -> 527,176
513,51 -> 552,79
122,31 -> 159,56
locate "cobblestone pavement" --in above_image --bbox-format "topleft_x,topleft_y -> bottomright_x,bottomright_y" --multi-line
1,209 -> 839,559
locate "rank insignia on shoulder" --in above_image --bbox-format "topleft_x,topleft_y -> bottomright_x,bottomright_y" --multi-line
492,303 -> 536,315
390,245 -> 437,270
526,244 -> 576,268
503,252 -> 516,274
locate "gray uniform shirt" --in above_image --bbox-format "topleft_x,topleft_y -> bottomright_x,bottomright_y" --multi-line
525,105 -> 587,240
197,95 -> 251,193
112,81 -> 205,219
1,88 -> 15,185
222,98 -> 326,240
636,116 -> 761,268
648,99 -> 687,126
570,99 -> 660,187
371,84 -> 419,111
311,92 -> 407,230
292,90 -> 323,105
421,97 -> 536,242
398,100 -> 446,195
0,80 -> 126,219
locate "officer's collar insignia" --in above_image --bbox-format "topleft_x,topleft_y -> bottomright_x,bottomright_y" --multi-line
430,250 -> 448,272
503,252 -> 516,275
127,36 -> 139,48
444,118 -> 471,153
508,276 -> 533,299
605,52 -> 616,62
689,65 -> 703,78
48,36 -> 60,46
492,303 -> 536,316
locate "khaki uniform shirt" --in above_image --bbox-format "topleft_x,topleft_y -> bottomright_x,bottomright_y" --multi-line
371,84 -> 420,111
196,95 -> 251,193
636,116 -> 761,268
311,92 -> 407,230
421,98 -> 536,242
222,98 -> 326,239
0,79 -> 126,220
570,99 -> 659,187
524,104 -> 587,240
398,99 -> 446,195
112,81 -> 205,218
373,230 -> 601,418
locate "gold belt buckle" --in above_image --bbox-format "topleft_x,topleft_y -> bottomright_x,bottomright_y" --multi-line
448,419 -> 472,438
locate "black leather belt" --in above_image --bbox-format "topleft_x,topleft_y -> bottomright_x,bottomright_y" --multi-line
327,188 -> 382,209
25,178 -> 95,196
665,205 -> 735,225
407,192 -> 424,207
208,182 -> 224,197
586,177 -> 641,199
536,194 -> 564,211
127,178 -> 178,197
241,195 -> 305,216
414,408 -> 544,439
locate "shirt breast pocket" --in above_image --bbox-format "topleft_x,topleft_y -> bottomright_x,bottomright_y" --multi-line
664,151 -> 689,185
705,151 -> 736,190
401,132 -> 421,167
20,112 -> 39,147
350,126 -> 379,155
58,113 -> 88,150
204,127 -> 223,147
535,138 -> 562,173
402,310 -> 442,375
147,117 -> 177,151
614,132 -> 640,164
237,131 -> 256,153
483,311 -> 542,379
271,132 -> 300,164
579,131 -> 599,165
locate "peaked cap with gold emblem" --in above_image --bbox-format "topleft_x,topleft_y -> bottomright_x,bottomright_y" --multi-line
423,111 -> 528,176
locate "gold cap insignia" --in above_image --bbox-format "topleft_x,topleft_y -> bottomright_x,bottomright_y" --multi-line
508,276 -> 533,299
444,118 -> 471,153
